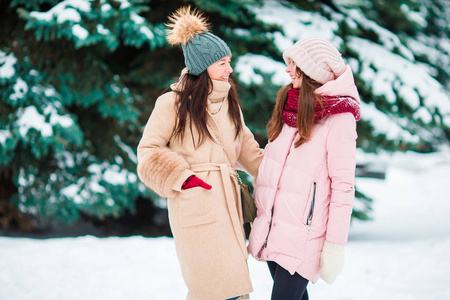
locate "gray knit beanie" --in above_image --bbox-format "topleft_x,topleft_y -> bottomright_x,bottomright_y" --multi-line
283,37 -> 346,84
181,32 -> 232,76
166,7 -> 232,76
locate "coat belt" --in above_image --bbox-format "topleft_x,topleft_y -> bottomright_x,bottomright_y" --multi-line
190,163 -> 247,259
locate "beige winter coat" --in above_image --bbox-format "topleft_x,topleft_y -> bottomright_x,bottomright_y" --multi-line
137,79 -> 263,300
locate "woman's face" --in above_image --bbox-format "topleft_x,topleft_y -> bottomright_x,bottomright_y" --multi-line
286,59 -> 303,89
207,56 -> 233,82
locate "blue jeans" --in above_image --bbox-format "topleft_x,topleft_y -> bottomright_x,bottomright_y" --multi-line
268,261 -> 309,300
226,297 -> 240,300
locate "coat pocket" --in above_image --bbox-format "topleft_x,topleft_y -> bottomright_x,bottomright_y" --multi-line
302,181 -> 317,226
178,187 -> 214,227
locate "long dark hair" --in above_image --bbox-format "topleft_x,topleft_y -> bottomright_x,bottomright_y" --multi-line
266,68 -> 323,148
171,71 -> 243,147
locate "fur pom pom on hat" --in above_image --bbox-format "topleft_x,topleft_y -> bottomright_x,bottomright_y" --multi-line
166,6 -> 232,76
283,37 -> 346,84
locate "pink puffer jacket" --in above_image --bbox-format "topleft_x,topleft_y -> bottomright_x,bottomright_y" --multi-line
248,66 -> 359,283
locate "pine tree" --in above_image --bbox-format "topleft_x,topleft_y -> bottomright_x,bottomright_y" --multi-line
0,0 -> 166,228
2,0 -> 449,229
234,0 -> 449,152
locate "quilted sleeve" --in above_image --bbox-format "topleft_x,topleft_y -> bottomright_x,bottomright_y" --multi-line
325,113 -> 357,245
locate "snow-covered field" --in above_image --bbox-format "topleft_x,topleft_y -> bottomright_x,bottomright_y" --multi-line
1,150 -> 450,300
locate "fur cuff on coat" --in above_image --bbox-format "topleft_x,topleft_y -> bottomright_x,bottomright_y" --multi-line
137,147 -> 192,198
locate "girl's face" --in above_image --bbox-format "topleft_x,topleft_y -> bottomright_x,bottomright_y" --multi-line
207,56 -> 233,82
286,59 -> 303,89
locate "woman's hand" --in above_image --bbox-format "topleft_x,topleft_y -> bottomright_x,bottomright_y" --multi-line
182,175 -> 212,190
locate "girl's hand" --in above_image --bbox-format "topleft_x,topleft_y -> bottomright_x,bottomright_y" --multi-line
319,241 -> 345,284
182,175 -> 212,190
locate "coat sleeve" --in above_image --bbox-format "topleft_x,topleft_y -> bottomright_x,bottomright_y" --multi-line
236,110 -> 264,178
325,113 -> 357,245
137,93 -> 194,198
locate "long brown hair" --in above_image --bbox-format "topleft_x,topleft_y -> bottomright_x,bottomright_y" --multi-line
171,71 -> 243,147
267,68 -> 323,148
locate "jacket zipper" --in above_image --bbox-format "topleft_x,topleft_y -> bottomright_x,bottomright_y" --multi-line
306,182 -> 317,234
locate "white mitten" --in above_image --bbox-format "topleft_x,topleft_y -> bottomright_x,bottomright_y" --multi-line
319,241 -> 345,284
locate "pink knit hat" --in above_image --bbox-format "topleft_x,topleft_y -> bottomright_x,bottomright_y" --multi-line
283,37 -> 346,84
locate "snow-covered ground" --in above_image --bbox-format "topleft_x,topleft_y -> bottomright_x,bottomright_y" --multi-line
1,150 -> 450,300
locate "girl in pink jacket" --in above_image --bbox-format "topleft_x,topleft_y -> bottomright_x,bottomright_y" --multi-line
248,37 -> 361,299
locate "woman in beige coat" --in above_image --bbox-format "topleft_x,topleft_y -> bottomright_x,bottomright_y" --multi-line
137,7 -> 263,300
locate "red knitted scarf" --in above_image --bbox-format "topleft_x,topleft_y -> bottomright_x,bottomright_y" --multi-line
282,88 -> 361,127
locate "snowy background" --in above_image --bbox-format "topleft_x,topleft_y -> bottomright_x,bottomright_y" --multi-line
1,149 -> 449,300
1,0 -> 450,299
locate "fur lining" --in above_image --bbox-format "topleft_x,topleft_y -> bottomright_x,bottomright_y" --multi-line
137,147 -> 189,198
165,6 -> 210,46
